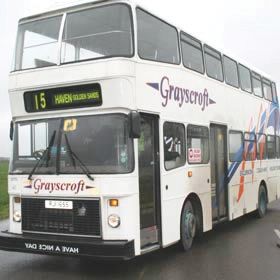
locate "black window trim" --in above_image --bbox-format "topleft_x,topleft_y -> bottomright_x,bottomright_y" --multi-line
256,132 -> 267,160
180,31 -> 205,74
267,134 -> 276,159
203,44 -> 224,82
223,55 -> 240,89
163,121 -> 186,171
276,135 -> 280,159
229,130 -> 244,162
251,71 -> 264,98
186,124 -> 210,165
238,63 -> 253,93
244,131 -> 256,161
262,77 -> 273,102
272,82 -> 279,104
136,7 -> 181,66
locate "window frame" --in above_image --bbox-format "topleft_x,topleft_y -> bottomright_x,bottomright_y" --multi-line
229,130 -> 244,162
13,3 -> 135,72
14,15 -> 64,72
262,77 -> 273,102
136,7 -> 181,66
223,55 -> 240,89
267,134 -> 276,159
61,3 -> 135,66
163,121 -> 186,171
238,63 -> 253,93
243,132 -> 256,161
204,44 -> 224,82
252,71 -> 263,98
272,82 -> 279,104
180,31 -> 205,74
187,124 -> 210,165
276,136 -> 280,159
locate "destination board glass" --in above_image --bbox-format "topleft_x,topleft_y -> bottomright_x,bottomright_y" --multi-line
24,84 -> 102,112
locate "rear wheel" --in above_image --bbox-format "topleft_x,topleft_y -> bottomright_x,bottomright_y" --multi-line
256,184 -> 267,218
180,200 -> 197,251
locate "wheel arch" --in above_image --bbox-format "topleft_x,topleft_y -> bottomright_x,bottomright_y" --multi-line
181,193 -> 204,236
260,180 -> 268,203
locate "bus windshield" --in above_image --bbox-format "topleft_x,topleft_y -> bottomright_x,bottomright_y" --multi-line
14,4 -> 133,70
11,114 -> 134,175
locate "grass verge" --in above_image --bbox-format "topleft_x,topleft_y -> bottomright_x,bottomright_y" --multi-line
0,161 -> 9,220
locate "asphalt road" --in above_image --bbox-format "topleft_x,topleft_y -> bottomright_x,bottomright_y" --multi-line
1,201 -> 280,280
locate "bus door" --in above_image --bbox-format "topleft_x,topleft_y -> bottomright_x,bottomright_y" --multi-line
210,124 -> 228,222
138,113 -> 161,248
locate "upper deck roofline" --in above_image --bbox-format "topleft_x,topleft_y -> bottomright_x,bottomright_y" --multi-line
19,0 -> 133,23
17,0 -> 275,83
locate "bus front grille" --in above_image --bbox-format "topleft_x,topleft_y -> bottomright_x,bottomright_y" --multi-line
21,198 -> 101,237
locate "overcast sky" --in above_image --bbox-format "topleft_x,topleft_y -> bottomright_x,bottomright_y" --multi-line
1,0 -> 280,157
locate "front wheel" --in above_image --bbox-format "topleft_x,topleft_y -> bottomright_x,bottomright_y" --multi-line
180,200 -> 197,251
256,185 -> 267,218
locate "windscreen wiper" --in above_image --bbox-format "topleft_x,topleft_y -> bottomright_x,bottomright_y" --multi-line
28,131 -> 57,180
64,134 -> 94,181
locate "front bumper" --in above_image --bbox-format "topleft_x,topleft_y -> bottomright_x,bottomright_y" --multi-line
0,230 -> 135,260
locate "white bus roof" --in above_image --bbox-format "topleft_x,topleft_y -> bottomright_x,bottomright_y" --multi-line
19,0 -> 275,82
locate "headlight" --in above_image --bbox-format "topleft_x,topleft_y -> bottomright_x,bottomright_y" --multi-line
13,211 -> 22,222
108,214 -> 120,228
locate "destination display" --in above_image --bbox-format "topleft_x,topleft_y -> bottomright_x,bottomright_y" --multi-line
24,83 -> 102,112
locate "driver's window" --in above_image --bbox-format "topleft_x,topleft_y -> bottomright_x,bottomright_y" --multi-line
18,124 -> 31,156
34,123 -> 48,152
17,122 -> 48,158
163,122 -> 186,170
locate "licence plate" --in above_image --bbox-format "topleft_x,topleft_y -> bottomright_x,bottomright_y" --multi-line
45,200 -> 73,210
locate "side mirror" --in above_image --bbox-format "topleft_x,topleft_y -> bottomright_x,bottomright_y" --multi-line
129,111 -> 141,138
10,121 -> 14,141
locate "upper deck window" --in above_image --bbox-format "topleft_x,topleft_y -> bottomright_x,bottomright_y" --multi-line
238,64 -> 252,93
14,16 -> 63,70
223,56 -> 239,88
262,78 -> 273,102
136,8 -> 180,64
13,4 -> 133,71
61,4 -> 133,63
272,82 -> 278,103
252,72 -> 263,98
180,32 -> 204,74
204,45 -> 223,82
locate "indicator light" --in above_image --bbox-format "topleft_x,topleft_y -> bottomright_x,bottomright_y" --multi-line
109,199 -> 119,207
14,197 -> 21,204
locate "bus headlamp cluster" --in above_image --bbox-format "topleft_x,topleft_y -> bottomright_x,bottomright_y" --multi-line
13,196 -> 22,223
108,214 -> 121,228
13,211 -> 22,223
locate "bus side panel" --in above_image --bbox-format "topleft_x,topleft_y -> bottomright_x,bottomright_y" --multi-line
244,162 -> 261,214
267,159 -> 279,202
160,165 -> 212,247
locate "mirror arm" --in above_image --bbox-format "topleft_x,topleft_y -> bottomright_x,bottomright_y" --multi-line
9,120 -> 14,141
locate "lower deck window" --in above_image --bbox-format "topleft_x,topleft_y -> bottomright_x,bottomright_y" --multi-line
257,133 -> 267,160
163,122 -> 186,170
187,125 -> 209,164
267,135 -> 276,159
229,131 -> 243,162
244,132 -> 256,161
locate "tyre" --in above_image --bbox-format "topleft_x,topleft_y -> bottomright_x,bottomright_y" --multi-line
256,184 -> 267,218
180,200 -> 197,251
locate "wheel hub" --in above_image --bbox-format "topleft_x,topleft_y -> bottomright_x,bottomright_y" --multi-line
185,212 -> 196,239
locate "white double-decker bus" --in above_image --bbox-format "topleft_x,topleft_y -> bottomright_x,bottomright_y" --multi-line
0,0 -> 279,259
